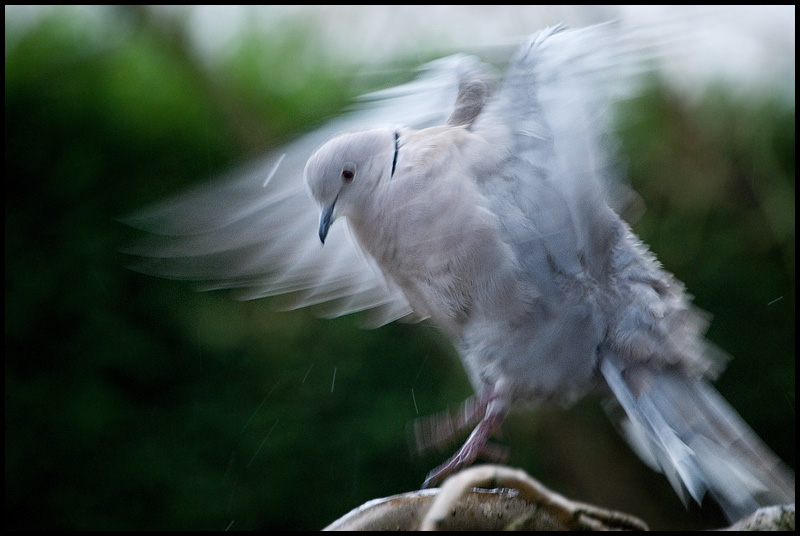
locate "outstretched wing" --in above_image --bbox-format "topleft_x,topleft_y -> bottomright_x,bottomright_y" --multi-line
470,23 -> 654,289
454,24 -> 672,399
123,54 -> 490,327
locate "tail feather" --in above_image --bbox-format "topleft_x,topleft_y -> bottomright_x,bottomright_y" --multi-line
600,358 -> 794,522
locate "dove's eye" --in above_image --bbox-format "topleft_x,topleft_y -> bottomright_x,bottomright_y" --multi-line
341,162 -> 356,184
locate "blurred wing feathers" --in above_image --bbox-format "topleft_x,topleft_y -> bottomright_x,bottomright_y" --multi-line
123,55 -> 486,325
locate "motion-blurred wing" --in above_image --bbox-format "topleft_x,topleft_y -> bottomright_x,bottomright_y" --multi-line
123,54 -> 488,326
470,23 -> 654,289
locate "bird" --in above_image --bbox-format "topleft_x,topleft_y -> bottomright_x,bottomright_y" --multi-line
125,22 -> 794,522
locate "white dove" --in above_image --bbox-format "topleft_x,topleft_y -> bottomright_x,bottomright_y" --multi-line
127,23 -> 794,522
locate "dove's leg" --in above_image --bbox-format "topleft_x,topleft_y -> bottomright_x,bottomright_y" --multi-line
412,393 -> 485,453
421,388 -> 508,488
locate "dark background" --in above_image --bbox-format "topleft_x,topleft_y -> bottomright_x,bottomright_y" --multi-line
5,6 -> 794,531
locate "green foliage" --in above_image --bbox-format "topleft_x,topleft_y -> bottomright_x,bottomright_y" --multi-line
5,7 -> 794,531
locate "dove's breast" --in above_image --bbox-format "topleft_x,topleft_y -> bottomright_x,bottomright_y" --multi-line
349,127 -> 525,340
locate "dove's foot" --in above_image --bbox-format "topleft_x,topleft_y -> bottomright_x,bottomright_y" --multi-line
421,392 -> 507,488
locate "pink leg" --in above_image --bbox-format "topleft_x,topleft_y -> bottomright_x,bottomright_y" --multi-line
412,393 -> 486,453
421,390 -> 508,488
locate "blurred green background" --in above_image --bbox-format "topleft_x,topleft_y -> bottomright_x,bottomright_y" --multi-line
5,6 -> 794,531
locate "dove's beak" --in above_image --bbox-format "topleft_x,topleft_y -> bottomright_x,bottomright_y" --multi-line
319,197 -> 337,244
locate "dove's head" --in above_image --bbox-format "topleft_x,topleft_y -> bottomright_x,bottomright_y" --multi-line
305,127 -> 399,244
